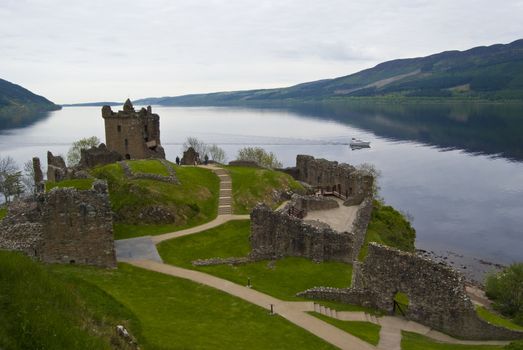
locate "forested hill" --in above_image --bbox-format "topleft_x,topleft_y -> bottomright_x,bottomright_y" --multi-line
135,39 -> 523,106
0,78 -> 61,116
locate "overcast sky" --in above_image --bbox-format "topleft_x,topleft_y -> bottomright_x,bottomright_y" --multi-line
1,0 -> 522,103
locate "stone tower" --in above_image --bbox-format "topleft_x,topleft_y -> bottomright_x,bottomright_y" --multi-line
101,99 -> 165,160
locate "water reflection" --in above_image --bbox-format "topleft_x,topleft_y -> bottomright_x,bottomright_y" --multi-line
284,102 -> 523,161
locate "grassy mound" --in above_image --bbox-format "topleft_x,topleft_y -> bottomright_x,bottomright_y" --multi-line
157,220 -> 352,300
226,166 -> 304,214
91,161 -> 219,239
310,313 -> 381,346
52,262 -> 337,350
476,306 -> 523,331
46,178 -> 95,191
0,251 -> 140,350
127,159 -> 170,176
358,200 -> 416,260
401,331 -> 504,350
0,206 -> 6,220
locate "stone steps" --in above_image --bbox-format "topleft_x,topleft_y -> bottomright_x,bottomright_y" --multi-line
210,166 -> 233,216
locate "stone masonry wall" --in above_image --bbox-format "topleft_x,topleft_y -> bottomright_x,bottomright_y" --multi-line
79,143 -> 123,169
291,194 -> 339,213
250,204 -> 356,263
0,181 -> 116,268
299,243 -> 523,341
289,155 -> 374,205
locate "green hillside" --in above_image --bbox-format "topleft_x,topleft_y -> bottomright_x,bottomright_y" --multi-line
135,39 -> 523,105
0,78 -> 61,128
0,251 -> 139,349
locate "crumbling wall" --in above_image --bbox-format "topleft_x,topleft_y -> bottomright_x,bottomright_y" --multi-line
79,143 -> 122,168
299,243 -> 523,341
249,204 -> 355,263
46,151 -> 67,182
102,100 -> 165,160
0,181 -> 116,268
291,194 -> 339,213
285,155 -> 374,205
181,147 -> 199,165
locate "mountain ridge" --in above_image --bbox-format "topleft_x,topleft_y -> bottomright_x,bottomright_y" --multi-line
0,78 -> 61,116
133,39 -> 523,106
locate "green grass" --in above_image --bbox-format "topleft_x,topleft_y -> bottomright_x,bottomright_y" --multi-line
92,162 -> 220,239
0,251 -> 139,350
310,312 -> 381,345
476,306 -> 523,331
51,262 -> 337,350
157,220 -> 353,300
45,178 -> 95,192
226,166 -> 304,214
0,206 -> 6,220
127,159 -> 170,176
359,200 -> 416,260
401,331 -> 505,350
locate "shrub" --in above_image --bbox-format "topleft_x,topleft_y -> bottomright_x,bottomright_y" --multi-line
236,147 -> 282,168
486,263 -> 523,326
67,136 -> 100,166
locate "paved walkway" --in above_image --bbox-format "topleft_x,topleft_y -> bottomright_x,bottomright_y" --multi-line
115,164 -> 512,350
115,236 -> 163,262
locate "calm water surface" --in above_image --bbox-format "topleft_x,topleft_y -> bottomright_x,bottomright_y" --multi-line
1,104 -> 522,280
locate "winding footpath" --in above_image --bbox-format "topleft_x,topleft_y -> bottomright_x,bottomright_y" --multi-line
115,164 -> 510,350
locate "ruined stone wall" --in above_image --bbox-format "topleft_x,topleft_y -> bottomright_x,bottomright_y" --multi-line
181,147 -> 199,165
102,100 -> 165,160
250,204 -> 355,263
79,143 -> 122,169
290,155 -> 374,205
299,243 -> 523,340
0,181 -> 116,268
47,151 -> 67,182
291,194 -> 339,213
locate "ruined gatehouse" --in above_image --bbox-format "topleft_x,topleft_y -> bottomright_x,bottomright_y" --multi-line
102,99 -> 165,160
299,243 -> 523,340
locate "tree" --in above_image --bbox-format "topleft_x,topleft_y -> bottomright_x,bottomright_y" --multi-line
182,137 -> 208,157
67,136 -> 100,166
22,160 -> 36,195
207,144 -> 227,164
236,147 -> 282,169
0,156 -> 21,203
357,162 -> 382,198
486,263 -> 523,326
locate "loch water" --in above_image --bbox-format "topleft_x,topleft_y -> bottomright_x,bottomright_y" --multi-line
1,102 -> 522,281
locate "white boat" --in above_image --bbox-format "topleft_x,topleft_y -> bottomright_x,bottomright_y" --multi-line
350,138 -> 371,148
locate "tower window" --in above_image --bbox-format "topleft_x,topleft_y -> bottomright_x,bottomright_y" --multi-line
117,125 -> 121,132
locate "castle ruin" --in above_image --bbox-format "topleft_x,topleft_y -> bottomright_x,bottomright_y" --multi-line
299,243 -> 523,340
249,155 -> 375,263
0,181 -> 116,268
102,99 -> 165,160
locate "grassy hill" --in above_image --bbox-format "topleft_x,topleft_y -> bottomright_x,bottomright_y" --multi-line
0,251 -> 140,350
134,39 -> 523,106
0,78 -> 61,128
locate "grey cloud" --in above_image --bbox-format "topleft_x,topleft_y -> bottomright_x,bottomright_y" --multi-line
0,0 -> 521,102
